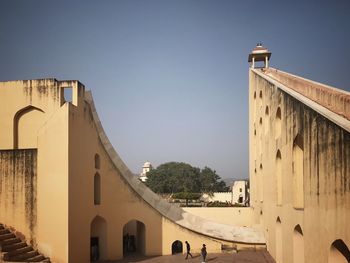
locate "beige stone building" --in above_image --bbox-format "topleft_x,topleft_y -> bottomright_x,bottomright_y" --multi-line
0,45 -> 349,263
0,79 -> 264,263
249,45 -> 350,263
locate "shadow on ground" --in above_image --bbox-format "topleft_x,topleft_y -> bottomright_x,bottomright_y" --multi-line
97,250 -> 275,263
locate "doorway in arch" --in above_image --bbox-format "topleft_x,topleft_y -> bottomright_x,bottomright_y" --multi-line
90,216 -> 107,261
123,220 -> 146,257
172,240 -> 183,254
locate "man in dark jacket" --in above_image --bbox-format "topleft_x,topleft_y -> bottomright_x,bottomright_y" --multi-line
185,241 -> 193,259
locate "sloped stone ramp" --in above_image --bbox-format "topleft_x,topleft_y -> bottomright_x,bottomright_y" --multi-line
0,224 -> 50,262
85,91 -> 266,245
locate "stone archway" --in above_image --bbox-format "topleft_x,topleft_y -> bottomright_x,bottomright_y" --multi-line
172,240 -> 183,254
90,216 -> 107,261
328,239 -> 350,263
13,105 -> 44,149
123,220 -> 146,257
293,225 -> 304,263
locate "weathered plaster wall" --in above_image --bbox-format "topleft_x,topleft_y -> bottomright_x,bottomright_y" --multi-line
0,79 -> 60,149
161,217 -> 222,254
0,149 -> 37,245
264,68 -> 350,120
66,92 -> 233,262
36,104 -> 70,263
183,207 -> 252,227
1,78 -> 265,263
0,79 -> 79,263
249,68 -> 350,263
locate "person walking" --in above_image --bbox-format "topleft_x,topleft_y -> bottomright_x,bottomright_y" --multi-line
185,241 -> 193,259
201,244 -> 207,263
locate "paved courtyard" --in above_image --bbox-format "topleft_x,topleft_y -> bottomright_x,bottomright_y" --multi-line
99,250 -> 275,263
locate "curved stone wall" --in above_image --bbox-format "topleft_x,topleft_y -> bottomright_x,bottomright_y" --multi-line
84,91 -> 265,244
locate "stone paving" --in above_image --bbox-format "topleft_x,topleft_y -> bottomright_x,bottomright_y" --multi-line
99,250 -> 275,263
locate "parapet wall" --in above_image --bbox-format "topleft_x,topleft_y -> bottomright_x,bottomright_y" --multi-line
264,68 -> 350,120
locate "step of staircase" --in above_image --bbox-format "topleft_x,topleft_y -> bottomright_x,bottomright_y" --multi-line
10,250 -> 39,261
3,246 -> 33,259
1,242 -> 27,253
0,237 -> 21,246
0,224 -> 50,262
0,233 -> 16,241
0,229 -> 11,235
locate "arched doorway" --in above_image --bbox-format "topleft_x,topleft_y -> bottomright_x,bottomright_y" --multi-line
172,240 -> 183,254
13,105 -> 44,149
293,225 -> 304,263
90,216 -> 107,261
328,239 -> 350,263
123,220 -> 146,256
275,217 -> 282,263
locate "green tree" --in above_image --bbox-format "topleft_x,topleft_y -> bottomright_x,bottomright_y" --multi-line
145,162 -> 228,194
199,167 -> 229,193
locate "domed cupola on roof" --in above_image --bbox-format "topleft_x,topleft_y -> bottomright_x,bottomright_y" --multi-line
248,43 -> 271,69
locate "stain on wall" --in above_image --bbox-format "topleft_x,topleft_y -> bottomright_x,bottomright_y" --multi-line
0,149 -> 37,246
250,69 -> 350,263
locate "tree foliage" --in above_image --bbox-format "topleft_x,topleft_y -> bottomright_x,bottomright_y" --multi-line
172,192 -> 202,200
145,162 -> 228,194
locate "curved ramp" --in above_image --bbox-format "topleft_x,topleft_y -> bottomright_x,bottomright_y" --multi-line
85,91 -> 265,245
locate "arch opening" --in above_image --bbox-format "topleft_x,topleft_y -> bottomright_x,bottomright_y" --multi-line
123,220 -> 146,257
275,107 -> 282,139
95,154 -> 100,169
293,225 -> 304,263
329,239 -> 350,263
94,173 -> 101,205
90,216 -> 107,261
265,106 -> 270,134
253,91 -> 257,119
276,150 -> 282,205
259,163 -> 263,202
275,217 -> 282,263
13,105 -> 44,149
172,240 -> 183,255
293,134 -> 304,209
259,90 -> 263,109
259,119 -> 263,155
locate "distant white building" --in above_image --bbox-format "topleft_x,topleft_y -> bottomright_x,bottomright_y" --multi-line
139,161 -> 152,182
231,180 -> 249,205
201,192 -> 232,203
200,180 -> 250,206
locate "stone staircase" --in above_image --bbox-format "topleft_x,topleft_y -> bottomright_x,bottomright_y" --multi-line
0,224 -> 50,262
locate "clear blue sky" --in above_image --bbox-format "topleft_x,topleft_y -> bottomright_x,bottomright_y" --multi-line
1,1 -> 349,179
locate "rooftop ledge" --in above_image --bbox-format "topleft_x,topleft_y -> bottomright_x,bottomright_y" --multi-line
252,68 -> 350,133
